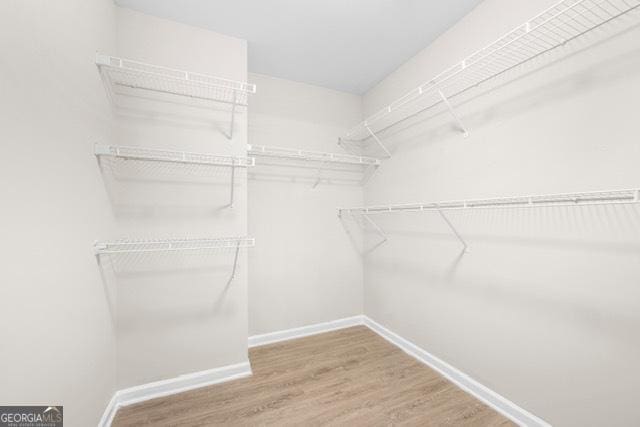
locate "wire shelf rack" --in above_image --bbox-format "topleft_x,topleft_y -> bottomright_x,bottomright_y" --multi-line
339,188 -> 640,251
247,144 -> 381,187
96,54 -> 256,107
341,0 -> 640,154
248,144 -> 380,166
95,144 -> 253,207
95,237 -> 254,283
95,144 -> 254,168
94,237 -> 255,255
339,189 -> 640,215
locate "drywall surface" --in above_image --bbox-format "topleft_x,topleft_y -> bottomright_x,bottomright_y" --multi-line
360,0 -> 640,425
0,1 -> 117,426
111,8 -> 250,389
247,74 -> 364,335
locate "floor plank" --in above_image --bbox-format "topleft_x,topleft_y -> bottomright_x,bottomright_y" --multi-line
113,326 -> 515,426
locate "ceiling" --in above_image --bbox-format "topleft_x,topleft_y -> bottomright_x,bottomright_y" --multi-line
114,0 -> 483,94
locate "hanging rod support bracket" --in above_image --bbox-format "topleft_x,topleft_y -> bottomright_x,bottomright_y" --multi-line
437,89 -> 469,137
438,209 -> 468,252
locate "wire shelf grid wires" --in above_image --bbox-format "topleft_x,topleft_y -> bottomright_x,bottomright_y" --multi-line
94,237 -> 254,276
247,144 -> 381,186
339,189 -> 640,215
94,237 -> 255,255
342,0 -> 640,144
95,144 -> 254,168
95,144 -> 253,184
247,144 -> 380,167
96,54 -> 256,107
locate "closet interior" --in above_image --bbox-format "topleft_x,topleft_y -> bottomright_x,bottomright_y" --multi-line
3,0 -> 640,426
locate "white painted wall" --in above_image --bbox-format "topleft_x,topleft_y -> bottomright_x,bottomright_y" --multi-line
360,1 -> 640,426
247,74 -> 363,335
110,8 -> 250,389
0,1 -> 117,426
5,1 -> 639,425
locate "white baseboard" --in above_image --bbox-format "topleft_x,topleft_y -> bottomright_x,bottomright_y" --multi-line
101,316 -> 549,427
362,316 -> 551,427
248,315 -> 365,348
98,393 -> 119,427
98,361 -> 252,427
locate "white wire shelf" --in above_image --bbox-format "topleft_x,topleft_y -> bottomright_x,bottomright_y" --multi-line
96,54 -> 256,106
247,144 -> 380,166
339,188 -> 640,251
96,54 -> 256,139
95,237 -> 254,284
95,144 -> 254,168
247,144 -> 381,187
95,144 -> 253,207
340,189 -> 640,215
341,0 -> 640,155
94,237 -> 255,255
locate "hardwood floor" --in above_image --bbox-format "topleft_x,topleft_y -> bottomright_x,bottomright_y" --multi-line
113,326 -> 515,426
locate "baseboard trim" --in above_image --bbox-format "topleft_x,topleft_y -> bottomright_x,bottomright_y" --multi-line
362,316 -> 551,427
98,361 -> 252,426
248,315 -> 365,348
98,393 -> 119,427
100,316 -> 549,426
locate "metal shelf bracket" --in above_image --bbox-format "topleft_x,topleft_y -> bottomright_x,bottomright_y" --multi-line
227,90 -> 237,140
337,210 -> 388,246
437,209 -> 469,252
228,160 -> 236,208
364,125 -> 392,158
312,159 -> 327,189
437,89 -> 469,137
361,164 -> 380,186
362,213 -> 388,244
226,241 -> 241,287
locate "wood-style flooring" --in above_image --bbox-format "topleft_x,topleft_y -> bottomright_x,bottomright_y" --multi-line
113,326 -> 515,426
